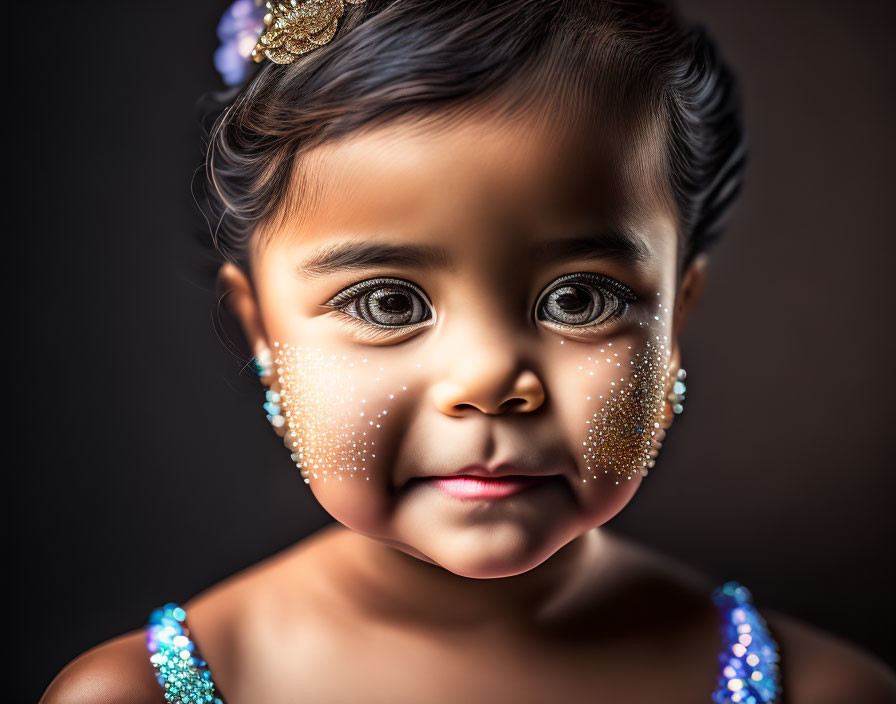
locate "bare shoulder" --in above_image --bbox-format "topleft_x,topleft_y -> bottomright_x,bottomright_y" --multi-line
588,529 -> 718,600
764,609 -> 896,704
589,532 -> 896,703
184,522 -> 347,635
39,630 -> 159,704
557,530 -> 723,640
40,526 -> 347,704
179,524 -> 350,698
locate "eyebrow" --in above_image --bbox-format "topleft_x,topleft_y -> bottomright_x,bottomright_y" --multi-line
296,228 -> 649,279
297,241 -> 454,279
533,228 -> 650,267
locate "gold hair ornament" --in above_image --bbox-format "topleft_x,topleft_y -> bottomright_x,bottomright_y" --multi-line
251,0 -> 367,65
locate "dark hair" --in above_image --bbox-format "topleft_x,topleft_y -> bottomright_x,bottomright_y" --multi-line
197,0 -> 745,274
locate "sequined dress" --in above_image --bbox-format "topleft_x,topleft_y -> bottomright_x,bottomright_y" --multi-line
146,580 -> 782,704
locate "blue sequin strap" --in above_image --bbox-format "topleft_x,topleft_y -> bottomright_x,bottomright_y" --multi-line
711,582 -> 783,704
147,603 -> 223,704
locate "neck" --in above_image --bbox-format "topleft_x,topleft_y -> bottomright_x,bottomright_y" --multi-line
332,527 -> 604,631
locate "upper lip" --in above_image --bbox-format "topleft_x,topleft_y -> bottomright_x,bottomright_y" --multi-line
429,462 -> 563,479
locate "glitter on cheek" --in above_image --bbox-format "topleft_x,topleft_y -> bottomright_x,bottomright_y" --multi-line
271,342 -> 420,485
578,296 -> 674,484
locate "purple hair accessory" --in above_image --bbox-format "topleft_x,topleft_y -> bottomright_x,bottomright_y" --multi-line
214,0 -> 266,86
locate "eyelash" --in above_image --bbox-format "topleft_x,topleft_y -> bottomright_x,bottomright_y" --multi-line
533,272 -> 636,332
323,277 -> 435,335
322,273 -> 637,336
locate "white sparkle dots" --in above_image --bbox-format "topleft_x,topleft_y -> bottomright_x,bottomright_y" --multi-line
578,297 -> 674,481
582,340 -> 671,481
272,344 -> 410,485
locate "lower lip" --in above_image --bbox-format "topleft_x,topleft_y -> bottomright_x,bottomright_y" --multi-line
426,475 -> 556,500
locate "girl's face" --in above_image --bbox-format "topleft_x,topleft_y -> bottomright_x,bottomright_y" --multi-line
234,111 -> 702,579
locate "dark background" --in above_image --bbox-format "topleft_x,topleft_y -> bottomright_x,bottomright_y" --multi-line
12,1 -> 895,700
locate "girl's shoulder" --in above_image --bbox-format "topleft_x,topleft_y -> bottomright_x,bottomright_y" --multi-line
41,528 -> 896,704
760,608 -> 896,704
39,629 -> 159,704
600,533 -> 896,704
40,526 -> 342,704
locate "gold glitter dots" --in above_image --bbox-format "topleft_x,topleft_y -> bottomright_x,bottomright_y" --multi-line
270,343 -> 413,485
583,339 -> 671,481
577,297 -> 675,482
273,344 -> 365,484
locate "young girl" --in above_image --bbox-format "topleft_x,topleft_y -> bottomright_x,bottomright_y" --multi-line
41,1 -> 896,703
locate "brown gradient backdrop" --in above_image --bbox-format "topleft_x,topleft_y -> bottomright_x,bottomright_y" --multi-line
10,1 -> 894,700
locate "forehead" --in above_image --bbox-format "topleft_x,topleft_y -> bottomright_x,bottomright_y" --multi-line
255,109 -> 675,265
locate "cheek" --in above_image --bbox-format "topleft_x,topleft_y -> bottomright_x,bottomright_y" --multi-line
272,342 -> 423,528
580,336 -> 671,482
554,299 -> 674,489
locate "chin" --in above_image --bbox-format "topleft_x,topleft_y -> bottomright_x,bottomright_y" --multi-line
423,523 -> 572,579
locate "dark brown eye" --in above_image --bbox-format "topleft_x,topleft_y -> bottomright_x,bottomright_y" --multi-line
535,273 -> 635,328
325,277 -> 433,328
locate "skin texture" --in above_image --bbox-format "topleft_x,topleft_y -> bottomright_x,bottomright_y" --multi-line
40,111 -> 896,704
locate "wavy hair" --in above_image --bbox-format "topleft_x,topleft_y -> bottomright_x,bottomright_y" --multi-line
196,0 -> 745,274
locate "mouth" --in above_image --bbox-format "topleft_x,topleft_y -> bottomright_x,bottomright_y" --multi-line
408,473 -> 563,500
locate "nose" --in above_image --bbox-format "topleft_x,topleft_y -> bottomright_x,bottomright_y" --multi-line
430,329 -> 546,417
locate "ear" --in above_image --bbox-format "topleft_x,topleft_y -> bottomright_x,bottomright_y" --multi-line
218,262 -> 272,376
668,253 -> 708,374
